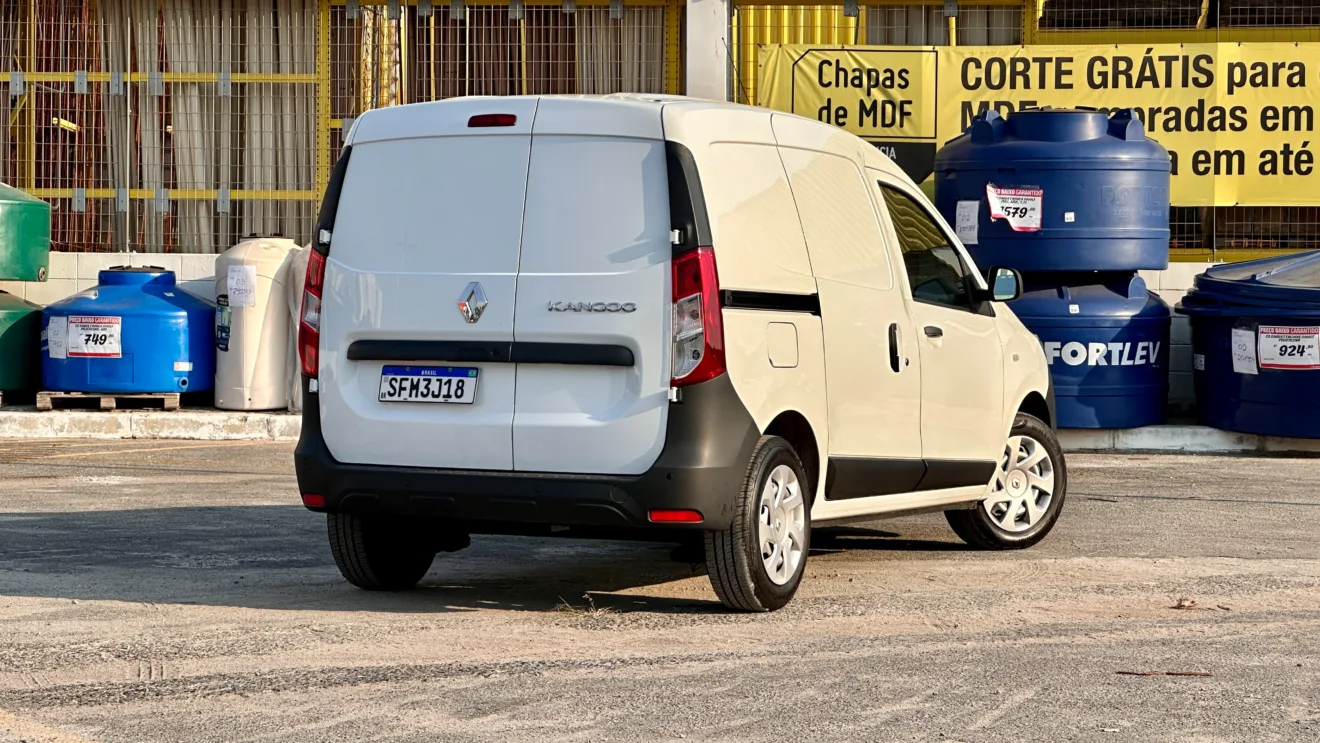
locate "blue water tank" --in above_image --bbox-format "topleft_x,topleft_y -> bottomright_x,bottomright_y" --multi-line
42,267 -> 216,393
935,108 -> 1171,272
1011,273 -> 1170,428
1177,251 -> 1320,439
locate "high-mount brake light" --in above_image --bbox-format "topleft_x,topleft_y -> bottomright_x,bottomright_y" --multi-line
670,247 -> 725,387
298,249 -> 326,377
468,113 -> 517,128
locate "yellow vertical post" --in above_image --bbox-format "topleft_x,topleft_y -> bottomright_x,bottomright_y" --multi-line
1021,0 -> 1038,45
25,0 -> 36,190
519,17 -> 529,96
429,9 -> 436,101
316,0 -> 331,197
664,0 -> 682,95
399,6 -> 409,104
947,15 -> 957,46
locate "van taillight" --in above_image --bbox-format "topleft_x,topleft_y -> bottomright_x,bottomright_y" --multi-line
671,247 -> 725,387
468,113 -> 516,128
299,249 -> 326,378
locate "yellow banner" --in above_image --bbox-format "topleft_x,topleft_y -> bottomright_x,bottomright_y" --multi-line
759,43 -> 1320,206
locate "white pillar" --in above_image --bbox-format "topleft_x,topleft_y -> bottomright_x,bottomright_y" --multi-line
686,0 -> 731,101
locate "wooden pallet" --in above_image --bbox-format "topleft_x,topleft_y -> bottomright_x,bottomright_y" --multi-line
35,391 -> 180,412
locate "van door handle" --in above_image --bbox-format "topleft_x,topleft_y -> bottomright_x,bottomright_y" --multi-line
924,326 -> 943,338
888,323 -> 901,372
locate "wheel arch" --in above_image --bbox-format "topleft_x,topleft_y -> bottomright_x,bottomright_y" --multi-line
1016,390 -> 1053,429
763,410 -> 820,503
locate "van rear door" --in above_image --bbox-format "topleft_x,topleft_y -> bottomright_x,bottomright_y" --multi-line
318,98 -> 538,470
511,99 -> 673,475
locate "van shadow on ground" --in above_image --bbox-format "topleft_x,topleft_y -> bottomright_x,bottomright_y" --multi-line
0,505 -> 965,615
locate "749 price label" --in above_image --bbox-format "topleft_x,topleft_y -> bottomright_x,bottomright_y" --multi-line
67,316 -> 123,359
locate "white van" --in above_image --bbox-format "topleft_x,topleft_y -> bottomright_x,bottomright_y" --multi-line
294,94 -> 1065,612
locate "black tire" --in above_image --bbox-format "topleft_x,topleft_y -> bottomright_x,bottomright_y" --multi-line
705,436 -> 811,612
327,513 -> 437,591
946,412 -> 1067,550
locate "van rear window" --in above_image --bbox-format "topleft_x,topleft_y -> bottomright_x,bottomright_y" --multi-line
329,136 -> 532,275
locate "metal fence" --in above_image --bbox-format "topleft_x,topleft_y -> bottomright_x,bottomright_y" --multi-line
1039,0 -> 1320,39
1,0 -> 682,253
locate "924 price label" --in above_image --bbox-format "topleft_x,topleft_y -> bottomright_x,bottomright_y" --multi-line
1258,326 -> 1320,370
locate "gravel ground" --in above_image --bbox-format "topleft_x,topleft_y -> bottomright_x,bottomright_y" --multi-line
0,439 -> 1317,742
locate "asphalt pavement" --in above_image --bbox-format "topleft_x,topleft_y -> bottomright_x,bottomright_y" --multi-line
0,439 -> 1317,742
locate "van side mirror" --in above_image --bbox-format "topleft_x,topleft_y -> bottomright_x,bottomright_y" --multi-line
987,267 -> 1022,302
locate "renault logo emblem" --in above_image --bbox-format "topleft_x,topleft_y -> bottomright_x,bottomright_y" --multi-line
458,282 -> 488,324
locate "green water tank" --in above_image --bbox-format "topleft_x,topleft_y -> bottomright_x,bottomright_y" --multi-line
0,291 -> 40,392
0,183 -> 51,282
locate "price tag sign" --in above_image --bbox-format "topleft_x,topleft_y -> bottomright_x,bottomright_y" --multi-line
46,316 -> 68,360
227,265 -> 258,308
67,315 -> 122,358
1231,328 -> 1258,375
955,200 -> 979,245
986,184 -> 1043,232
1258,325 -> 1320,370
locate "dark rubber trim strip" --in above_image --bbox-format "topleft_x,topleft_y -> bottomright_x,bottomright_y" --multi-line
666,141 -> 712,253
346,340 -> 633,366
917,459 -> 997,492
511,342 -> 634,366
721,290 -> 821,315
313,145 -> 353,256
348,340 -> 509,363
826,456 -> 997,500
827,457 -> 926,499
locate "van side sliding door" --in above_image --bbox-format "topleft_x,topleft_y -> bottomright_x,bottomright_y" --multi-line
775,140 -> 923,500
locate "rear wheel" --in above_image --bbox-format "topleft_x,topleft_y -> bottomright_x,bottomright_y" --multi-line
946,413 -> 1067,550
705,436 -> 810,612
327,513 -> 440,591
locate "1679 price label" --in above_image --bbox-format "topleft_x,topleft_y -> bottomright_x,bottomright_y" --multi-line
1257,325 -> 1320,370
986,184 -> 1044,232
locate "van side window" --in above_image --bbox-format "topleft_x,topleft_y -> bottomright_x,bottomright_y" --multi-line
878,184 -> 974,311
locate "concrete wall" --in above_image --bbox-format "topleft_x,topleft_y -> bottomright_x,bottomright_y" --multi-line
1140,262 -> 1213,416
0,253 -> 218,305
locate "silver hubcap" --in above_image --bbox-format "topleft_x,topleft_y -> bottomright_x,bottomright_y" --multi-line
983,435 -> 1055,533
758,464 -> 806,586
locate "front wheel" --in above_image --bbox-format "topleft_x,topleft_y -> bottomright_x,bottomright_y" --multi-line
946,412 -> 1067,550
705,436 -> 811,612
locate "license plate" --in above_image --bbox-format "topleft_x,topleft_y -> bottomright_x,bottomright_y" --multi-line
378,365 -> 478,404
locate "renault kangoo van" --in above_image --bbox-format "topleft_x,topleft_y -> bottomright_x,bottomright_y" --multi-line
294,94 -> 1064,612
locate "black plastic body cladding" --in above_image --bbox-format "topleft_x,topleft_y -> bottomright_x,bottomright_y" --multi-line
294,374 -> 760,536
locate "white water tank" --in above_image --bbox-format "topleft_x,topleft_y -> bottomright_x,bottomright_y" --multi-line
214,237 -> 298,410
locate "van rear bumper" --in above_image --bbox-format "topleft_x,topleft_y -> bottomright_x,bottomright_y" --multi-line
294,375 -> 760,534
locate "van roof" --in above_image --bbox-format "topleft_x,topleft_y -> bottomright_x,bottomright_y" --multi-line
344,94 -> 912,186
